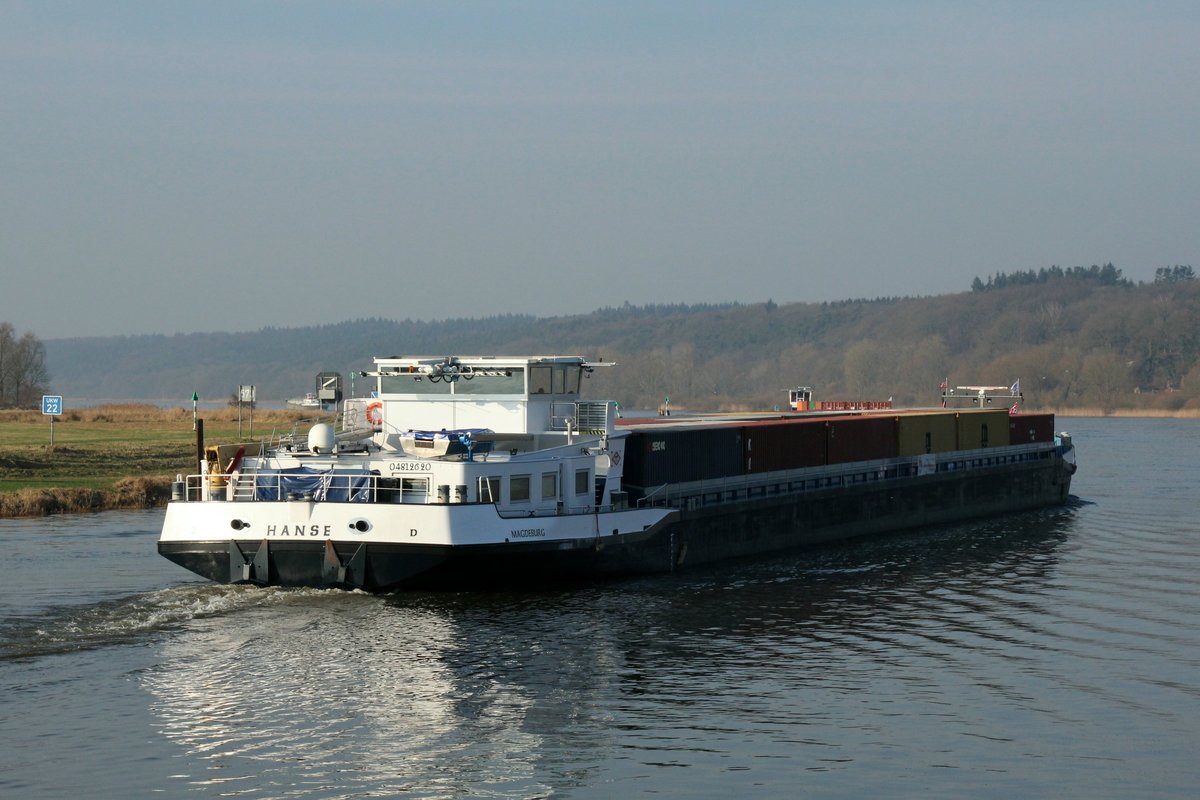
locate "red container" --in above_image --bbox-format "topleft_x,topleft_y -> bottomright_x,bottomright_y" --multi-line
826,414 -> 899,464
742,418 -> 828,473
1009,413 -> 1055,443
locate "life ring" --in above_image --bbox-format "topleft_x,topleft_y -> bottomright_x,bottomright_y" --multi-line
365,402 -> 384,426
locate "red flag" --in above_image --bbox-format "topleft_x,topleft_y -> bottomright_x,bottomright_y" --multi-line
1009,401 -> 1019,415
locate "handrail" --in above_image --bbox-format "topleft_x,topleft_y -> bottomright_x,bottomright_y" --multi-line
182,470 -> 376,503
549,400 -> 613,432
179,470 -> 601,512
178,440 -> 1058,510
635,441 -> 1057,511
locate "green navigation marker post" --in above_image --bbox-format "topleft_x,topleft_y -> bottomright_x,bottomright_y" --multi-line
192,391 -> 199,431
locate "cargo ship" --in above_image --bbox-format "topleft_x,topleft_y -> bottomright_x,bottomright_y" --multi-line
158,355 -> 1077,591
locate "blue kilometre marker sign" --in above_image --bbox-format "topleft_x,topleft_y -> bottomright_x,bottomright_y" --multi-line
42,395 -> 63,446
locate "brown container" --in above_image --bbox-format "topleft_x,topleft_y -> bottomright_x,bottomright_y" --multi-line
895,411 -> 959,455
826,414 -> 899,464
956,409 -> 1011,449
1010,413 -> 1056,443
742,418 -> 828,473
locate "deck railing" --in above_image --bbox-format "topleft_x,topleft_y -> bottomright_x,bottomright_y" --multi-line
633,442 -> 1058,512
549,400 -> 614,433
177,440 -> 1061,512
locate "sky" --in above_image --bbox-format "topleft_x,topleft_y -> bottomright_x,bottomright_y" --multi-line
3,1 -> 1198,339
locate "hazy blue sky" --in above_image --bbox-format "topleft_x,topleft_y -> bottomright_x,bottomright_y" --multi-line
3,1 -> 1197,339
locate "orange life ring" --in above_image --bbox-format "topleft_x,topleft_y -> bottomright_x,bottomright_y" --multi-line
366,402 -> 384,426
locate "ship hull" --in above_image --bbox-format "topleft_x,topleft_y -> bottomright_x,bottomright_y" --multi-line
158,453 -> 1073,592
665,452 -> 1071,567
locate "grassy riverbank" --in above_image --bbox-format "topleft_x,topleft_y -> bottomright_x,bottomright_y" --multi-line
0,404 -> 321,518
3,403 -> 1196,518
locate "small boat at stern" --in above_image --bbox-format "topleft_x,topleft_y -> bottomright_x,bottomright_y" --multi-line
158,355 -> 1077,591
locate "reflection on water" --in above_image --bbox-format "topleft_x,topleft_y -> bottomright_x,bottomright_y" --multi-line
140,508 -> 1089,798
144,591 -> 629,797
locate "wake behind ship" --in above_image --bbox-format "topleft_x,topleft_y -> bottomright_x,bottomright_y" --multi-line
158,355 -> 1076,591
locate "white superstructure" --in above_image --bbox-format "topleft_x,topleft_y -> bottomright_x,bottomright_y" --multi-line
159,355 -> 677,589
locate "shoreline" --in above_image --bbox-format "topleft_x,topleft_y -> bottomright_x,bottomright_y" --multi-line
1048,407 -> 1200,418
1,408 -> 1196,519
0,477 -> 174,519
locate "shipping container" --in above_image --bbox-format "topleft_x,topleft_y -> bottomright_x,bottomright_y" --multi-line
742,418 -> 828,473
1009,413 -> 1056,444
621,425 -> 744,487
895,411 -> 959,455
826,414 -> 899,464
955,409 -> 1011,449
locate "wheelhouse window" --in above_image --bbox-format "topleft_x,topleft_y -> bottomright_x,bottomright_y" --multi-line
575,469 -> 590,496
455,368 -> 524,395
529,364 -> 581,396
381,375 -> 452,395
556,366 -> 581,395
541,472 -> 558,500
530,366 -> 553,395
382,368 -> 526,396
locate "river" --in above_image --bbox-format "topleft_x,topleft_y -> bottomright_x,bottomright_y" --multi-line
1,417 -> 1197,798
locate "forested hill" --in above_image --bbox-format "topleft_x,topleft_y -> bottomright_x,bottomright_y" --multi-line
44,274 -> 1200,413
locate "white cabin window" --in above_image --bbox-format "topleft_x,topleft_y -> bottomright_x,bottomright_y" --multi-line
575,469 -> 590,496
401,477 -> 430,503
541,472 -> 558,500
510,475 -> 531,503
479,476 -> 501,503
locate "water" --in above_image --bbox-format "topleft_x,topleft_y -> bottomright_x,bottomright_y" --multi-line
2,417 -> 1198,798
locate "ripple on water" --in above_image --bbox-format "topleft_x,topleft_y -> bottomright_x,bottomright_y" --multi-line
0,584 -> 342,661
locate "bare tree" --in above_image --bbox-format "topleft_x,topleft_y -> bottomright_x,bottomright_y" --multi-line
0,322 -> 12,403
0,325 -> 51,407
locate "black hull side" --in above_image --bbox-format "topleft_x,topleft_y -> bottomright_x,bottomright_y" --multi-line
157,535 -> 666,593
660,455 -> 1072,570
159,457 -> 1073,592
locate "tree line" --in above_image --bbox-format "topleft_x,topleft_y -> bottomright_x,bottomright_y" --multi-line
38,264 -> 1200,414
1154,265 -> 1196,283
971,262 -> 1195,292
0,324 -> 51,408
971,263 -> 1134,291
